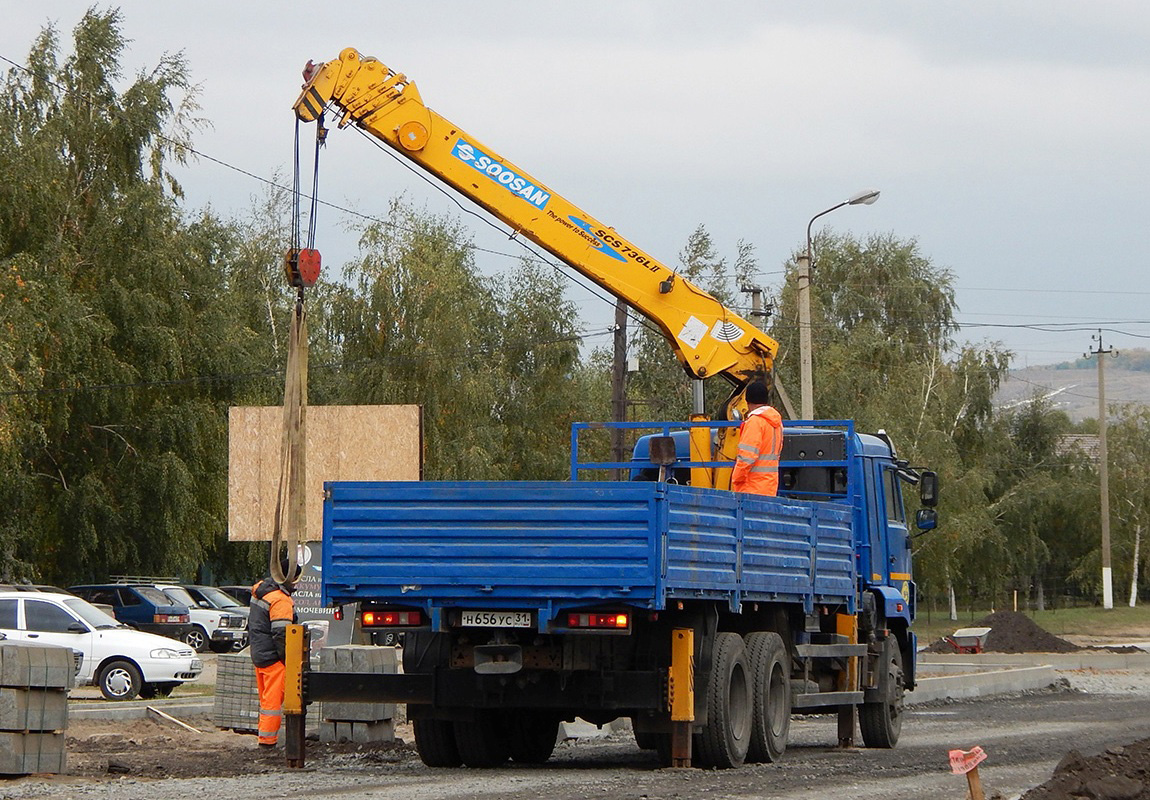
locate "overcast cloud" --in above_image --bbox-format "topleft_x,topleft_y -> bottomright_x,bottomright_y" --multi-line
2,1 -> 1148,366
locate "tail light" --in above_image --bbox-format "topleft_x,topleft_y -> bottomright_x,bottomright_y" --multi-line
361,610 -> 422,627
567,612 -> 630,630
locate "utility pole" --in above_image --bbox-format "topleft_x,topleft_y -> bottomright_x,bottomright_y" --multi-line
796,252 -> 814,420
741,284 -> 772,327
611,299 -> 629,480
1087,331 -> 1117,609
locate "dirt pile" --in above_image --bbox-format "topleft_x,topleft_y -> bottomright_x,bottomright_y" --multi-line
925,611 -> 1080,654
1021,739 -> 1150,800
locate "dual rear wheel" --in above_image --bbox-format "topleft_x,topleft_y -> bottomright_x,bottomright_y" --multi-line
414,711 -> 560,768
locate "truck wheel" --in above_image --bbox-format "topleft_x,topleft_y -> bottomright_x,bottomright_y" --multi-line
694,632 -> 752,768
98,659 -> 143,701
860,635 -> 904,748
508,712 -> 559,763
745,631 -> 790,763
413,718 -> 462,767
183,626 -> 208,653
454,716 -> 510,767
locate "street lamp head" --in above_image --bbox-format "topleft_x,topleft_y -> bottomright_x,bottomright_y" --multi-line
847,189 -> 880,206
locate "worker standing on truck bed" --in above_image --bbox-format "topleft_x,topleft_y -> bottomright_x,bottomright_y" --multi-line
249,559 -> 298,748
732,381 -> 783,496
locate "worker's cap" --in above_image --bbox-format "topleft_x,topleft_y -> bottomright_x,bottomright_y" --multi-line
745,381 -> 770,405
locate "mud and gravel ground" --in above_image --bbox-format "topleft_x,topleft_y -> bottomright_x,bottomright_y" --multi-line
4,612 -> 1150,800
3,682 -> 1147,800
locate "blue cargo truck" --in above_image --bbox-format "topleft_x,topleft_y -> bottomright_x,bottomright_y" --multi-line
309,420 -> 938,769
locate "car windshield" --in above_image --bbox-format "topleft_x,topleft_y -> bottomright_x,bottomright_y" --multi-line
196,587 -> 244,609
160,587 -> 197,607
63,597 -> 123,629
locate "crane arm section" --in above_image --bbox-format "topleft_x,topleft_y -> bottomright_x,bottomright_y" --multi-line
294,48 -> 778,388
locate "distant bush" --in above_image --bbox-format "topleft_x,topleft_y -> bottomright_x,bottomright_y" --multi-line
1051,348 -> 1150,372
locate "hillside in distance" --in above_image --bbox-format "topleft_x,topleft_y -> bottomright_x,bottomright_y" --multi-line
996,349 -> 1150,423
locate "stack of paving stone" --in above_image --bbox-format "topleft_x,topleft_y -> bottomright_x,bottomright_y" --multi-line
0,641 -> 72,774
213,651 -> 329,735
212,652 -> 260,734
315,645 -> 396,744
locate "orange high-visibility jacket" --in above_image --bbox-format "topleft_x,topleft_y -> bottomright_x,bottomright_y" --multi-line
731,405 -> 783,496
249,579 -> 296,668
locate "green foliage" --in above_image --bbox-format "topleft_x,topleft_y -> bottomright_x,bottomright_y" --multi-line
1052,348 -> 1150,372
0,11 -> 278,583
317,201 -> 597,481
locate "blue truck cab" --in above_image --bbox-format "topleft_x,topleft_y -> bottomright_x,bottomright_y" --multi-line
315,419 -> 938,769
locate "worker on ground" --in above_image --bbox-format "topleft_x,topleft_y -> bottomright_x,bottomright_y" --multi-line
249,557 -> 298,748
731,381 -> 783,496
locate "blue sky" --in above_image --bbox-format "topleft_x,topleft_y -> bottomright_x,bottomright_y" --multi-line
3,2 -> 1148,367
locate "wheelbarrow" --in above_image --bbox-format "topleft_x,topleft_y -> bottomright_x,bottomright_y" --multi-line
944,626 -> 992,654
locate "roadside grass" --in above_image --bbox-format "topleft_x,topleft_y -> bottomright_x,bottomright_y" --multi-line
913,604 -> 1150,645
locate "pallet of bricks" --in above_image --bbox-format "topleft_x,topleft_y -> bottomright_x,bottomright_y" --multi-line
0,640 -> 72,775
214,646 -> 396,742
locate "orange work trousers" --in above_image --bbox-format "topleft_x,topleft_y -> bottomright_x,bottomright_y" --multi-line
255,660 -> 286,745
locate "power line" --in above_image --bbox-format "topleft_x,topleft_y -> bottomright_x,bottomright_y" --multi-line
0,328 -> 615,399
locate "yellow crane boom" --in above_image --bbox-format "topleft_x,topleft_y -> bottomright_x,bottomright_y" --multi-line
294,48 -> 783,488
294,48 -> 778,391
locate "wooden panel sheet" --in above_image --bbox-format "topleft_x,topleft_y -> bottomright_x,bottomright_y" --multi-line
228,405 -> 421,542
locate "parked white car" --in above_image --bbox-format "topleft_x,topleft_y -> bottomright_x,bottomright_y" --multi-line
0,590 -> 203,700
155,584 -> 248,653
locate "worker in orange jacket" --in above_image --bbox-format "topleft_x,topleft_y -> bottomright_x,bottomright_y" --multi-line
731,381 -> 783,496
249,560 -> 298,748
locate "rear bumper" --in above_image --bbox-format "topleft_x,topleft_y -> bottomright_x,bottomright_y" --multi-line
304,668 -> 664,712
135,623 -> 195,641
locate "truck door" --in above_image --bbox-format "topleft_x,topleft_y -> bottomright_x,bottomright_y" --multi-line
879,465 -> 912,605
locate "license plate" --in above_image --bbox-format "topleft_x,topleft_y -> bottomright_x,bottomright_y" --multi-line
459,610 -> 532,628
191,659 -> 204,671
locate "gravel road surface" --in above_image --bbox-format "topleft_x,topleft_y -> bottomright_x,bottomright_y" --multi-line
5,669 -> 1150,800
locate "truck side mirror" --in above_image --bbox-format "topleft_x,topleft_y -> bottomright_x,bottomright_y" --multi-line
915,508 -> 938,532
919,471 -> 939,507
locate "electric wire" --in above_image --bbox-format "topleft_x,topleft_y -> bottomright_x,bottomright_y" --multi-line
3,52 -> 1149,349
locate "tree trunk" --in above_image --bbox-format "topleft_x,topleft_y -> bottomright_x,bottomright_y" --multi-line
1130,523 -> 1141,608
948,581 -> 958,622
1037,581 -> 1046,613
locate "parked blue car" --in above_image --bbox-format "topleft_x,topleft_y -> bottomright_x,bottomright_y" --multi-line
68,584 -> 193,644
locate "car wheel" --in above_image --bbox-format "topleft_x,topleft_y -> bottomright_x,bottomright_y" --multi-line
209,641 -> 233,654
99,659 -> 143,701
183,626 -> 208,652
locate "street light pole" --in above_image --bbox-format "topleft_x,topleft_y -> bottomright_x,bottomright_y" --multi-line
797,189 -> 880,420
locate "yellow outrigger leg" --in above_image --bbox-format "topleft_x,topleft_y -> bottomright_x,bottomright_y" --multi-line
284,623 -> 308,767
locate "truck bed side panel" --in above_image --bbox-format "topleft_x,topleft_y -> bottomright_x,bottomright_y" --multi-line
323,482 -> 663,612
324,482 -> 858,620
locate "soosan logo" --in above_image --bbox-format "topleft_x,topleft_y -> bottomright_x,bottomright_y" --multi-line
452,139 -> 551,210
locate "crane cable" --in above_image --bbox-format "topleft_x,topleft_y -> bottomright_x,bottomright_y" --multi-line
270,114 -> 325,586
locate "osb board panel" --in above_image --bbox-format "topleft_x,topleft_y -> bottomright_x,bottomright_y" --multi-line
228,405 -> 421,542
